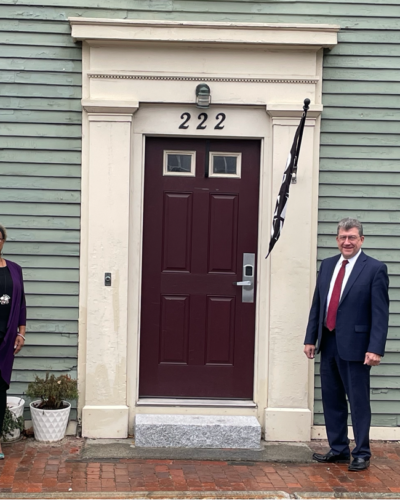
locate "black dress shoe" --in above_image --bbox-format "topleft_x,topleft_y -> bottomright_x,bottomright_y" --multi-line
348,457 -> 370,471
312,450 -> 350,463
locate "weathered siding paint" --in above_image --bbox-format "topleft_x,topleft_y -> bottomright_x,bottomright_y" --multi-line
0,0 -> 399,426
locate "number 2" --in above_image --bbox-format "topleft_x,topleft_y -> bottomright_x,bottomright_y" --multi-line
179,112 -> 191,129
197,113 -> 208,130
215,113 -> 226,130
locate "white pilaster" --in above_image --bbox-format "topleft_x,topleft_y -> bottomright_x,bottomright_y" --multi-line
264,106 -> 322,441
81,102 -> 138,438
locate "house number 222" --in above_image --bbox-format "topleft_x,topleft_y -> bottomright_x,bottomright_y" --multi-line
179,112 -> 226,130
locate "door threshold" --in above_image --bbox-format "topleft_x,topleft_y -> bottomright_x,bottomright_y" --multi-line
137,398 -> 257,408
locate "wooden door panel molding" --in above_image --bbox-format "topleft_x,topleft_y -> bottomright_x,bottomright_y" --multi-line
162,193 -> 193,273
208,194 -> 238,274
159,295 -> 190,365
205,296 -> 236,366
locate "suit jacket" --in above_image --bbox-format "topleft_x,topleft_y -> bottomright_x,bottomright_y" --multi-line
0,260 -> 26,386
304,251 -> 389,362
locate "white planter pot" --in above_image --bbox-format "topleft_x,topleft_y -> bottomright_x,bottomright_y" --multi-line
29,401 -> 71,442
3,397 -> 25,441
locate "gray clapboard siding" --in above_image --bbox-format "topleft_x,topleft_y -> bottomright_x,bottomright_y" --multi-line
321,133 -> 400,146
25,282 -> 79,295
320,198 -> 400,210
27,320 -> 78,334
6,256 -> 79,269
0,45 -> 81,60
0,31 -> 79,47
0,164 -> 81,177
0,123 -> 82,137
0,19 -> 73,34
322,121 -> 400,134
0,202 -> 80,217
0,110 -> 82,124
319,211 -> 400,223
0,72 -> 82,87
0,59 -> 81,72
1,215 -> 80,230
323,68 -> 400,82
324,80 -> 400,94
0,97 -> 82,112
28,295 -> 78,307
320,159 -> 400,172
22,269 -> 79,282
0,189 -> 80,203
0,84 -> 81,99
0,177 -> 80,190
320,173 -> 400,186
1,1 -> 399,429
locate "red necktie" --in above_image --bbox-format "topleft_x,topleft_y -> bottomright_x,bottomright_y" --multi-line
326,260 -> 349,331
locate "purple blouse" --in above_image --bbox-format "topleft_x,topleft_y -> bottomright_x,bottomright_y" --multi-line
0,260 -> 26,386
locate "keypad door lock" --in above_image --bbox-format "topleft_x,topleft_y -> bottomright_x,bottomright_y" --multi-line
233,253 -> 255,303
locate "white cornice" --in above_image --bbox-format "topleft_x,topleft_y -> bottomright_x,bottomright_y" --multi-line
82,99 -> 139,114
69,18 -> 339,48
267,103 -> 323,118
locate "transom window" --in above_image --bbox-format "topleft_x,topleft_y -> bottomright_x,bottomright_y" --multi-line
209,152 -> 241,178
163,151 -> 196,176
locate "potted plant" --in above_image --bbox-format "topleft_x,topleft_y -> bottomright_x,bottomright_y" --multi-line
26,373 -> 78,442
1,399 -> 24,442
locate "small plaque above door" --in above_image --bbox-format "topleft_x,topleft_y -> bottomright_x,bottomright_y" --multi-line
164,150 -> 196,176
209,152 -> 241,178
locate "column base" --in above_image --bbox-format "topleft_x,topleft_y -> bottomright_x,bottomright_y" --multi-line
265,408 -> 311,441
82,405 -> 129,438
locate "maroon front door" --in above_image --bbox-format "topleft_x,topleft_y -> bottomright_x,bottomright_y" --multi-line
139,137 -> 260,399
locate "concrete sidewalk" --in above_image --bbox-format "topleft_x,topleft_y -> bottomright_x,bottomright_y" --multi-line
1,437 -> 400,498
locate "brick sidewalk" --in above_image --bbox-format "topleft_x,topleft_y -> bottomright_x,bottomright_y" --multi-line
1,438 -> 400,496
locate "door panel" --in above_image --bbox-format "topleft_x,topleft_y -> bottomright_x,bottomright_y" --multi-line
139,137 -> 260,399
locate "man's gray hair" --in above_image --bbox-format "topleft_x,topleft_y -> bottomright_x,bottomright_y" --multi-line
0,224 -> 6,241
337,217 -> 363,237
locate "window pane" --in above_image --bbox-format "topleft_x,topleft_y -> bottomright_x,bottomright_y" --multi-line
213,156 -> 237,175
167,154 -> 192,173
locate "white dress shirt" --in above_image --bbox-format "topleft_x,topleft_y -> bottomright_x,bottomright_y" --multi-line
325,248 -> 362,318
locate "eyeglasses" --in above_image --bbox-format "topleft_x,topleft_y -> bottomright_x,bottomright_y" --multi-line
337,235 -> 359,242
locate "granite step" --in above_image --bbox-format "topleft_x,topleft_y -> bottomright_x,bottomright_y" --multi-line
134,414 -> 261,449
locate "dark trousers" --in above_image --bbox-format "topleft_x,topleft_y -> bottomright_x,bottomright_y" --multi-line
320,329 -> 371,459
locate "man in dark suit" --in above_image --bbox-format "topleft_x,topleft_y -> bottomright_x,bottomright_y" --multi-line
304,218 -> 389,472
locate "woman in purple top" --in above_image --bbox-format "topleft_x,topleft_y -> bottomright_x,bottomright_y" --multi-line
0,224 -> 26,459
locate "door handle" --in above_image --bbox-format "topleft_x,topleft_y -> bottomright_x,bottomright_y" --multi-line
236,253 -> 255,303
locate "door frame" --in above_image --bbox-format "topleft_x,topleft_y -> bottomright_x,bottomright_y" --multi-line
73,18 -> 337,440
130,106 -> 268,417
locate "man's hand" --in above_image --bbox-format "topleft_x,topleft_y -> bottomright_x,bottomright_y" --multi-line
304,344 -> 316,359
364,352 -> 381,366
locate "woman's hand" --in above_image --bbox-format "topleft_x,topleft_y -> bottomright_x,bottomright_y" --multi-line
14,334 -> 25,354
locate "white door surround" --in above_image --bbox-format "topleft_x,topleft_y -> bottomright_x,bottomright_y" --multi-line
70,18 -> 338,440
